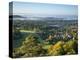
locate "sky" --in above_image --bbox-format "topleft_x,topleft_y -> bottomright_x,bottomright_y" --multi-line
11,1 -> 78,17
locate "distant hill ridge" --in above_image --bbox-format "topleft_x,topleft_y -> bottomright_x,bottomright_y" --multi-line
9,15 -> 25,18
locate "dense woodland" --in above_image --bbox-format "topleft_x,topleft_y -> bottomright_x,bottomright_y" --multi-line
12,19 -> 78,58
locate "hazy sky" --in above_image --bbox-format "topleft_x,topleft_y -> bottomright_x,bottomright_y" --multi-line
12,1 -> 78,17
